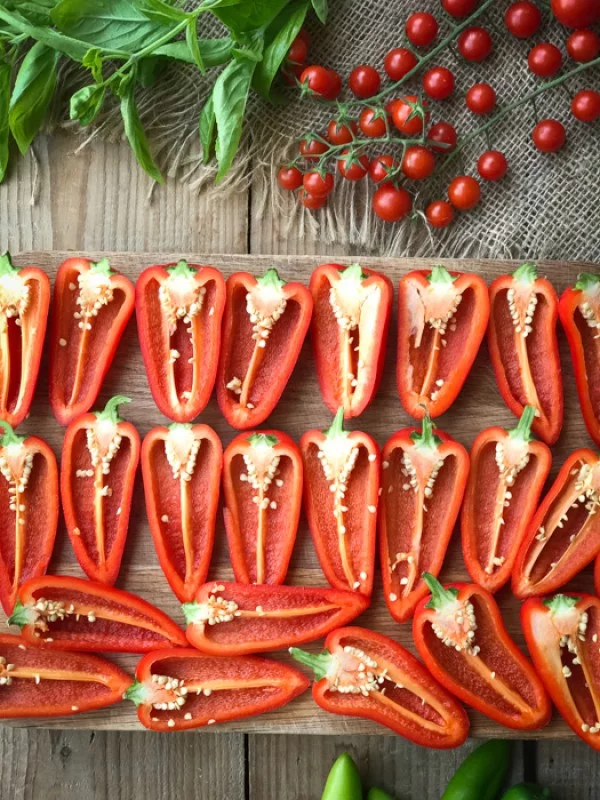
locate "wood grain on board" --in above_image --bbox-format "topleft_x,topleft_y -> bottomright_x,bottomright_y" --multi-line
2,250 -> 596,740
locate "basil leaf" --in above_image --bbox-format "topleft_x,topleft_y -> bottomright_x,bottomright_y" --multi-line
0,9 -> 90,60
9,42 -> 58,155
311,0 -> 327,23
153,37 -> 232,67
231,30 -> 264,62
185,17 -> 204,73
82,47 -> 104,81
5,0 -> 54,25
212,0 -> 288,34
70,84 -> 105,126
0,61 -> 10,182
136,0 -> 189,24
137,56 -> 159,87
253,0 -> 309,100
120,83 -> 163,183
199,92 -> 215,164
212,56 -> 255,181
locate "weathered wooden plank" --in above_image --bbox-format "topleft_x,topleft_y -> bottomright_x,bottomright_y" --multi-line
536,740 -> 599,799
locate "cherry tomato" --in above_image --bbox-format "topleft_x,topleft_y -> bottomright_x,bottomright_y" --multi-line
349,65 -> 381,98
528,43 -> 563,77
359,107 -> 388,138
406,12 -> 439,47
477,150 -> 508,181
571,89 -> 600,121
402,145 -> 436,180
441,0 -> 478,17
297,28 -> 310,46
391,96 -> 428,136
384,48 -> 418,81
426,199 -> 454,228
300,65 -> 341,100
327,120 -> 358,145
532,119 -> 566,151
466,82 -> 496,113
303,171 -> 334,196
423,66 -> 455,100
448,175 -> 481,210
505,1 -> 542,38
287,36 -> 308,64
325,69 -> 342,100
299,188 -> 327,210
551,0 -> 599,28
278,165 -> 303,191
282,62 -> 304,85
427,121 -> 457,153
458,27 -> 493,61
372,184 -> 413,222
299,137 -> 328,161
337,150 -> 370,180
369,155 -> 399,183
566,29 -> 600,62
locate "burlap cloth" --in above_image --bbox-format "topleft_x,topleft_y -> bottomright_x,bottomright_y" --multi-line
61,0 -> 600,261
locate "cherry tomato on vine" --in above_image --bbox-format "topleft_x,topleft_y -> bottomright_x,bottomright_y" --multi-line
287,36 -> 308,64
406,12 -> 439,47
402,145 -> 436,180
566,29 -> 600,62
551,0 -> 599,28
532,119 -> 566,151
303,171 -> 334,196
391,96 -> 428,136
337,150 -> 370,180
359,107 -> 388,138
528,43 -> 563,77
300,66 -> 342,100
423,67 -> 455,100
505,1 -> 542,38
327,120 -> 358,145
448,175 -> 481,210
442,0 -> 478,17
278,165 -> 303,191
384,48 -> 418,81
477,150 -> 508,181
297,28 -> 310,46
299,188 -> 327,209
372,184 -> 413,222
427,121 -> 457,152
282,63 -> 304,85
466,82 -> 496,114
369,155 -> 399,183
349,65 -> 381,98
571,89 -> 600,122
458,27 -> 493,61
299,137 -> 328,161
426,199 -> 455,228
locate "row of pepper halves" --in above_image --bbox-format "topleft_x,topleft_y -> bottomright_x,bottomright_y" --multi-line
2,254 -> 599,445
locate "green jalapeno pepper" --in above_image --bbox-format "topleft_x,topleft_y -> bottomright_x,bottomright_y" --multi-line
368,788 -> 395,800
442,740 -> 513,800
500,785 -> 551,800
321,753 -> 362,800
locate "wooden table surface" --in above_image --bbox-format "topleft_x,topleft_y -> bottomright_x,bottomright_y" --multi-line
0,133 -> 598,798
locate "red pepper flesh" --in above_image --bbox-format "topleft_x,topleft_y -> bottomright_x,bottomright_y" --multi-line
0,423 -> 59,615
9,575 -> 187,652
223,430 -> 301,585
217,268 -> 313,429
488,263 -> 563,445
291,626 -> 469,748
0,252 -> 50,427
397,266 -> 489,419
48,257 -> 135,426
136,260 -> 226,422
0,633 -> 131,718
380,415 -> 469,622
310,263 -> 393,418
513,448 -> 600,599
61,396 -> 140,585
142,422 -> 222,603
413,574 -> 551,730
461,406 -> 552,593
301,409 -> 380,595
126,647 -> 309,731
183,581 -> 369,656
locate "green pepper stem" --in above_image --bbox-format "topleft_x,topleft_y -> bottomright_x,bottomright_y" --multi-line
411,411 -> 442,450
289,647 -> 332,681
7,600 -> 27,628
508,405 -> 536,442
257,268 -> 285,289
95,395 -> 131,423
575,272 -> 600,293
0,251 -> 16,276
423,572 -> 459,610
248,433 -> 278,447
0,421 -> 25,447
123,680 -> 146,707
543,593 -> 580,615
325,407 -> 347,439
181,601 -> 203,625
427,265 -> 456,285
167,259 -> 196,278
168,422 -> 193,432
512,262 -> 538,283
90,257 -> 113,276
341,263 -> 367,282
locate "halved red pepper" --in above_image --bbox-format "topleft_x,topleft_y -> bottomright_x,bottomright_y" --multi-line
142,422 -> 222,603
413,574 -> 551,731
291,626 -> 469,748
309,263 -> 393,418
0,633 -> 131,718
0,252 -> 50,427
0,422 -> 59,615
223,431 -> 301,585
461,406 -> 552,593
379,415 -> 469,623
559,272 -> 600,446
397,265 -> 489,419
182,581 -> 369,656
126,647 -> 308,731
522,593 -> 600,750
216,268 -> 313,429
136,260 -> 226,422
300,409 -> 380,595
61,396 -> 140,585
8,575 -> 187,652
488,263 -> 563,445
512,449 -> 600,599
48,257 -> 135,426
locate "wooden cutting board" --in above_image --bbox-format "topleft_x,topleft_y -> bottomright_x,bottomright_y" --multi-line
3,250 -> 597,739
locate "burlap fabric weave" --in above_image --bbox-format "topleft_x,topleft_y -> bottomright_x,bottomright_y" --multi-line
62,0 -> 600,261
